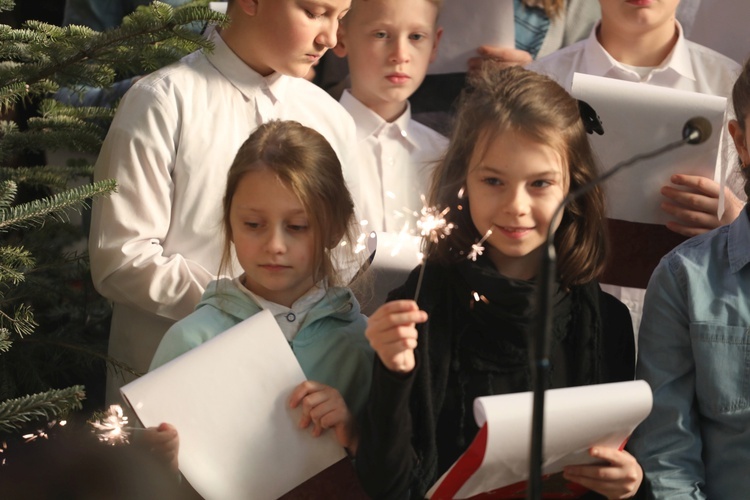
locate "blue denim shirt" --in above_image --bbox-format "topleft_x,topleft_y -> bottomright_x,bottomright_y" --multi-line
630,205 -> 750,499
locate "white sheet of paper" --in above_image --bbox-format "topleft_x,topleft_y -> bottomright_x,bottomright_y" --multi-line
429,0 -> 514,75
428,380 -> 653,498
571,73 -> 727,225
120,310 -> 345,500
209,2 -> 227,14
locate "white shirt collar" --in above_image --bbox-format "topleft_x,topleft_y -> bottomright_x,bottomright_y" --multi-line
236,277 -> 327,341
584,21 -> 695,83
204,28 -> 289,105
340,90 -> 418,149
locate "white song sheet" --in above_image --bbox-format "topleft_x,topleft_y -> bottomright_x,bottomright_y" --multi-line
429,0 -> 514,75
208,2 -> 227,13
571,73 -> 727,225
427,380 -> 653,498
120,310 -> 346,500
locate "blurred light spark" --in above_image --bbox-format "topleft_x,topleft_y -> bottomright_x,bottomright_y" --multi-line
90,405 -> 131,445
467,229 -> 493,261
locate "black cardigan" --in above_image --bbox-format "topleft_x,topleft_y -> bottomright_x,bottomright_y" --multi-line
355,261 -> 636,500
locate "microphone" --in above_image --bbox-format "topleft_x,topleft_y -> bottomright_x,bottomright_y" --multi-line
682,116 -> 712,145
527,116 -> 711,500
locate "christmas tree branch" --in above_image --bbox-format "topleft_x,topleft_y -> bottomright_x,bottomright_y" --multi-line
0,385 -> 85,434
0,178 -> 116,230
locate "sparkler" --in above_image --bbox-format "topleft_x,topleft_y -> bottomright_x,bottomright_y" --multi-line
415,196 -> 454,244
90,404 -> 131,445
467,229 -> 493,261
413,196 -> 455,302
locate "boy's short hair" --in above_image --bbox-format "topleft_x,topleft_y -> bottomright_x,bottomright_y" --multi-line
346,0 -> 443,19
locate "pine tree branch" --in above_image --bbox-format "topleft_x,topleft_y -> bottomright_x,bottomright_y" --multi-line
0,303 -> 37,338
0,0 -> 14,14
0,179 -> 18,209
4,2 -> 227,91
0,165 -> 94,190
0,385 -> 85,434
0,245 -> 34,285
0,328 -> 10,353
0,179 -> 116,230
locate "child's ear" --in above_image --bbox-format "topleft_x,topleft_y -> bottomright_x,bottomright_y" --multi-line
729,119 -> 750,167
429,26 -> 444,64
333,25 -> 348,58
235,0 -> 259,16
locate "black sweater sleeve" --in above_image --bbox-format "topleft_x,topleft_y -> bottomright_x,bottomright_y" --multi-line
598,289 -> 636,383
355,268 -> 424,500
356,358 -> 418,499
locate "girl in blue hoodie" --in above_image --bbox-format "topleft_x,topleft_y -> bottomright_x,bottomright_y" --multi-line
149,120 -> 373,457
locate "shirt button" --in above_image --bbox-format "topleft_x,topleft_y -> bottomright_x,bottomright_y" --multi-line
286,312 -> 296,322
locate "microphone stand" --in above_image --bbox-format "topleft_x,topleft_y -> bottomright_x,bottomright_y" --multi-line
527,122 -> 706,500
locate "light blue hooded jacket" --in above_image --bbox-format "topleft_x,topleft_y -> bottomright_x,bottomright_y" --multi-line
150,278 -> 373,416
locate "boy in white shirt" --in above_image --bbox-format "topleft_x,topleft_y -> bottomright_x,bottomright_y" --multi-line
333,0 -> 447,232
89,0 -> 357,402
527,0 -> 742,330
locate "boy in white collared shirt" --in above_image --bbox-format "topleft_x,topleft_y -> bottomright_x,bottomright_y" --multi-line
333,0 -> 447,232
527,0 -> 742,331
89,0 -> 358,402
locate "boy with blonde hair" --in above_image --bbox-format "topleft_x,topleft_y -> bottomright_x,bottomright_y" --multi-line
89,0 -> 358,402
527,0 -> 742,331
334,0 -> 446,232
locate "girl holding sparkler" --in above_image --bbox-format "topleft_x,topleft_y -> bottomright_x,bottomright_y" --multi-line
148,120 -> 373,457
356,66 -> 642,499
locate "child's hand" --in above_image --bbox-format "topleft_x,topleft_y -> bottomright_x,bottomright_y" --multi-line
661,174 -> 744,236
468,46 -> 533,74
562,446 -> 642,499
289,381 -> 358,454
139,422 -> 180,473
366,300 -> 428,374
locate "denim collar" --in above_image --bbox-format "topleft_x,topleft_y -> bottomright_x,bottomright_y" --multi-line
728,203 -> 750,274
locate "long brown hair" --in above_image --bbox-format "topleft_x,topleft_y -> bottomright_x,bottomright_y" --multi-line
732,57 -> 750,197
219,120 -> 358,287
427,65 -> 607,289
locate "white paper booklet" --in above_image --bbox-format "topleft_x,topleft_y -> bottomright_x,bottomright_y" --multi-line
427,380 -> 653,499
209,2 -> 227,14
120,310 -> 346,500
429,0 -> 514,75
571,73 -> 727,225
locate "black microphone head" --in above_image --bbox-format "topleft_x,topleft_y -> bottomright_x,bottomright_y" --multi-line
683,116 -> 712,145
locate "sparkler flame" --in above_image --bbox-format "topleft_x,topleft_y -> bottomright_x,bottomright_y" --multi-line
90,405 -> 130,445
416,196 -> 454,244
467,229 -> 493,261
412,196 -> 456,302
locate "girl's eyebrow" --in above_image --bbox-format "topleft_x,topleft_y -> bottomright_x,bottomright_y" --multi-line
233,206 -> 306,215
474,164 -> 562,178
307,0 -> 345,13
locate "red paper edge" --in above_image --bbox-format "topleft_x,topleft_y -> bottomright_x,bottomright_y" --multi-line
431,423 -> 488,499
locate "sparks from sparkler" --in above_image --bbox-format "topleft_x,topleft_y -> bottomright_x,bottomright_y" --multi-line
416,195 -> 454,244
90,404 -> 131,445
413,196 -> 455,302
467,229 -> 493,262
20,418 -> 66,444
